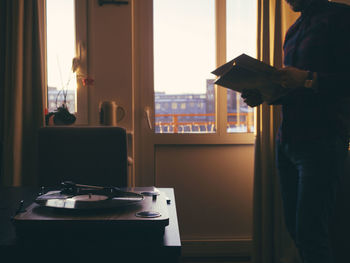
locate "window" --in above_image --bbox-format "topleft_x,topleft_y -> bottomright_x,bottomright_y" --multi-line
46,0 -> 76,113
46,0 -> 88,123
154,0 -> 215,134
226,0 -> 256,133
153,0 -> 257,134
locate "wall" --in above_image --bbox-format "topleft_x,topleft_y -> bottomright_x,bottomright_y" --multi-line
87,0 -> 255,258
156,145 -> 254,239
155,144 -> 254,257
87,1 -> 132,129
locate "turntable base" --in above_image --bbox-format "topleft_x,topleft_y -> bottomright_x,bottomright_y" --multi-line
13,187 -> 169,243
2,187 -> 181,263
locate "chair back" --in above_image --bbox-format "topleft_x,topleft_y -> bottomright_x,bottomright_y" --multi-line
38,126 -> 128,187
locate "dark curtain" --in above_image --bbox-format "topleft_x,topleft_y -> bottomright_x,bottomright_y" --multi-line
0,0 -> 46,186
253,1 -> 299,262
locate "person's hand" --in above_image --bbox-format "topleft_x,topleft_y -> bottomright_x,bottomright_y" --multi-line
241,89 -> 263,107
277,66 -> 308,89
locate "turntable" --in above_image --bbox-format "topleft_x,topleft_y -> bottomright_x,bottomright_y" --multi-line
13,182 -> 170,247
34,181 -> 145,210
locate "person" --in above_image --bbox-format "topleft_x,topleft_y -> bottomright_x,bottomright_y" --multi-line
242,0 -> 350,262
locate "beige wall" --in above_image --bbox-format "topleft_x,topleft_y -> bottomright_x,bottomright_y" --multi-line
156,145 -> 254,240
87,1 -> 132,129
86,1 -> 255,255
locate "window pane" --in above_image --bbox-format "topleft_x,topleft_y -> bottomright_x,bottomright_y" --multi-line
46,0 -> 76,113
226,0 -> 257,133
153,0 -> 215,134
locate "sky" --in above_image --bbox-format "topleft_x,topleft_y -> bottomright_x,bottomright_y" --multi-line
46,0 -> 257,95
153,0 -> 257,94
46,0 -> 76,91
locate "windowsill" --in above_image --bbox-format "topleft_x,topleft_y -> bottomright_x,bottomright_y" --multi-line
153,132 -> 255,145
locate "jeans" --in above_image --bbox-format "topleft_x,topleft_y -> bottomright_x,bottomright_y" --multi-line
276,137 -> 348,263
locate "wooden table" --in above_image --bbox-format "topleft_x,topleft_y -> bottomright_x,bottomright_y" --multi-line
0,187 -> 181,262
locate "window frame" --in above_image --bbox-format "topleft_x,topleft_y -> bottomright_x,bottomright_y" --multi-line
74,0 -> 89,124
151,0 -> 256,145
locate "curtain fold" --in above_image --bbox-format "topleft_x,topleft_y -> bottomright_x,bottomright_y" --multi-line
0,0 -> 46,186
253,1 -> 299,263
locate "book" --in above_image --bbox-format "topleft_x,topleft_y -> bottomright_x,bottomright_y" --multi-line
211,53 -> 290,104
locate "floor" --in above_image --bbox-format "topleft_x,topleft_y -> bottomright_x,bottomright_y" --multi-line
180,256 -> 251,263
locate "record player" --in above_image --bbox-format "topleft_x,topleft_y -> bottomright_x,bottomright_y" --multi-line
35,181 -> 146,210
12,182 -> 170,247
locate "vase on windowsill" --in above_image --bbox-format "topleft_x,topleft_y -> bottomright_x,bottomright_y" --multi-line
45,103 -> 76,126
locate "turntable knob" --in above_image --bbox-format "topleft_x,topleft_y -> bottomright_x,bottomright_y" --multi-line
38,186 -> 45,196
135,211 -> 161,218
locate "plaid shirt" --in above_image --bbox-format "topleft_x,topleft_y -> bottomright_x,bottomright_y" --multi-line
277,1 -> 350,144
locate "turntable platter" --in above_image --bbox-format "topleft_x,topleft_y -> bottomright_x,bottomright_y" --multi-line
70,194 -> 109,201
35,190 -> 144,210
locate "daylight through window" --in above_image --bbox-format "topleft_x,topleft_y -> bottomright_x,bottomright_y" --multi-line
46,0 -> 77,113
153,0 -> 256,134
